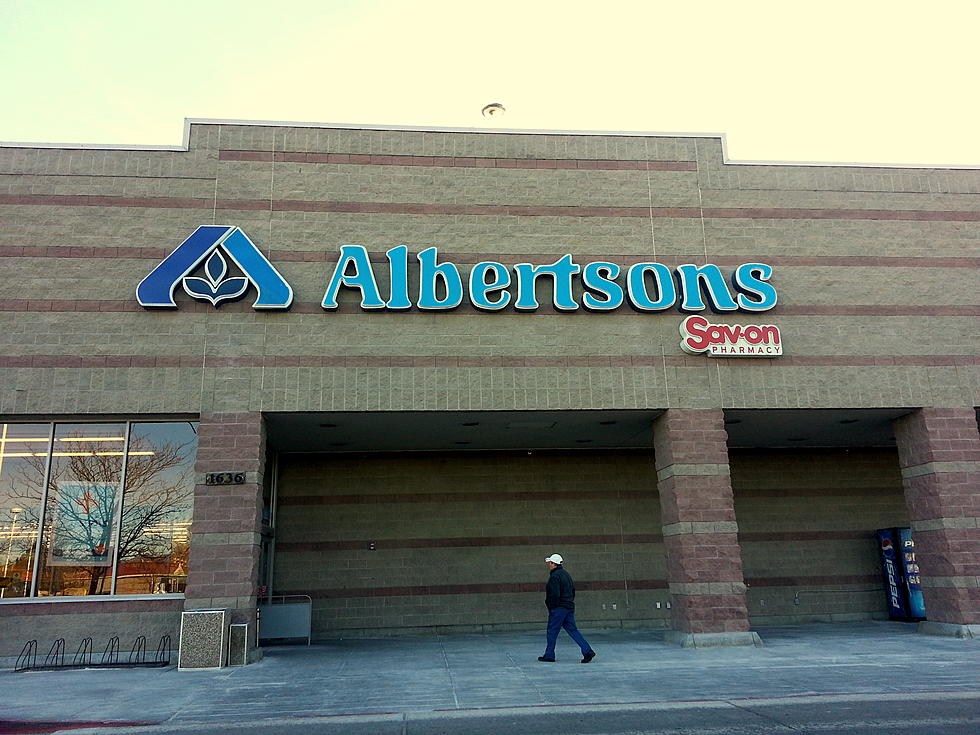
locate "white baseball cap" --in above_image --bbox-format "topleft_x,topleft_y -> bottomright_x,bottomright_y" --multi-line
545,554 -> 563,564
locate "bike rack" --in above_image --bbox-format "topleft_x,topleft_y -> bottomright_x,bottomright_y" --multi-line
13,634 -> 172,672
130,635 -> 146,664
14,639 -> 37,673
102,636 -> 120,666
155,634 -> 171,664
44,638 -> 65,668
73,637 -> 93,667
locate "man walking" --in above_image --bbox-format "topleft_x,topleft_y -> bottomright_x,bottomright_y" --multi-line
539,553 -> 596,663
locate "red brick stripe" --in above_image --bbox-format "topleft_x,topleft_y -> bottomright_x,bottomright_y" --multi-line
273,253 -> 980,269
260,200 -> 696,218
0,598 -> 183,616
278,575 -> 878,599
714,256 -> 980,268
0,246 -> 170,260
0,719 -> 155,731
738,530 -> 876,541
1,354 -> 977,370
278,579 -> 667,599
702,207 -> 980,222
744,575 -> 881,587
219,150 -> 699,171
3,193 -> 979,221
0,355 -> 200,368
274,530 -> 873,553
1,299 -> 978,318
775,306 -> 979,316
776,355 -> 978,366
2,245 -> 977,270
276,534 -> 663,552
736,487 -> 902,498
0,194 -> 695,218
0,194 -> 213,209
0,300 -> 178,312
279,489 -> 652,506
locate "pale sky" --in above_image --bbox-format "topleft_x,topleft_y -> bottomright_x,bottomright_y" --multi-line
2,0 -> 978,166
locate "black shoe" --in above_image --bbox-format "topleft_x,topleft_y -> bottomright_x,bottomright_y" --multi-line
537,656 -> 556,662
581,651 -> 596,663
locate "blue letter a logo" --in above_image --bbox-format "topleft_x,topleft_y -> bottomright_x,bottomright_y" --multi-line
137,226 -> 293,310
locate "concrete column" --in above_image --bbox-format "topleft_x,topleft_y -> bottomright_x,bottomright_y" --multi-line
182,412 -> 266,664
652,409 -> 761,647
893,408 -> 980,638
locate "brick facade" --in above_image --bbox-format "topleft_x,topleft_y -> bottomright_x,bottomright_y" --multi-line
184,412 -> 266,654
893,408 -> 980,629
734,448 -> 910,624
1,122 -> 978,656
275,451 -> 666,636
0,599 -> 182,662
652,410 -> 755,643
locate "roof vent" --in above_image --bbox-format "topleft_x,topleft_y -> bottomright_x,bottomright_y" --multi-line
481,102 -> 506,118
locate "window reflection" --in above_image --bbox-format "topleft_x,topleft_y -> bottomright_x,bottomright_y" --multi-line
116,422 -> 196,595
38,424 -> 126,596
0,420 -> 198,599
0,424 -> 50,599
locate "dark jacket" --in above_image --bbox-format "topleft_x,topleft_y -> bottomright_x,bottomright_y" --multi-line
545,566 -> 575,610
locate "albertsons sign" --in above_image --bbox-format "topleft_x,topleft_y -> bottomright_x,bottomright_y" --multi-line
137,226 -> 782,356
139,226 -> 778,313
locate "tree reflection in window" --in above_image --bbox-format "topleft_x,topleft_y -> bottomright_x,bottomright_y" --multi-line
116,422 -> 196,595
7,422 -> 197,597
0,423 -> 49,598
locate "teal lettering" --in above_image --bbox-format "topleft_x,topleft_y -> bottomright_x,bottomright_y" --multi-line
417,247 -> 463,310
513,254 -> 581,311
677,264 -> 738,312
321,245 -> 385,310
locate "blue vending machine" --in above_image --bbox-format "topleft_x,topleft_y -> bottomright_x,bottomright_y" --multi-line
897,527 -> 927,620
876,527 -> 927,621
876,528 -> 907,619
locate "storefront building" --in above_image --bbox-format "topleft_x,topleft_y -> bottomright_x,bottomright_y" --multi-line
1,121 -> 977,664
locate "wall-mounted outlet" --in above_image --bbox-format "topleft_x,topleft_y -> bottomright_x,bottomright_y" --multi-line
666,600 -> 671,609
760,599 -> 766,607
602,603 -> 607,610
656,602 -> 661,609
611,603 -> 617,610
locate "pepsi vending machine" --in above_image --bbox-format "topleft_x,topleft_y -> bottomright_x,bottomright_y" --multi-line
896,527 -> 927,619
876,527 -> 927,621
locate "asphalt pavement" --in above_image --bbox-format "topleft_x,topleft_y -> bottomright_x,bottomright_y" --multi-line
2,621 -> 979,734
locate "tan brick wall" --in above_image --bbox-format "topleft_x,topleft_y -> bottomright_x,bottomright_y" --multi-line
273,451 -> 667,637
1,123 -> 977,638
734,448 -> 909,624
893,408 -> 980,625
0,599 -> 182,659
271,446 -> 910,636
653,409 -> 751,634
185,413 -> 266,627
1,124 -> 978,418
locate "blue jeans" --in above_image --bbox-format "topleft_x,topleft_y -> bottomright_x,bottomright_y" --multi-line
544,607 -> 592,658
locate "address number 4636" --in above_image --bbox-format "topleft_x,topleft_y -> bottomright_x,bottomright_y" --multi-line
205,472 -> 247,485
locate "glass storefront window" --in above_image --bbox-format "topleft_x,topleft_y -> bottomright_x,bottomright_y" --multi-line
115,422 -> 196,595
38,423 -> 127,596
0,420 -> 197,599
0,423 -> 51,599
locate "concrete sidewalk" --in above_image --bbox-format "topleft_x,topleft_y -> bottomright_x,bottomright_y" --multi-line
3,622 -> 979,732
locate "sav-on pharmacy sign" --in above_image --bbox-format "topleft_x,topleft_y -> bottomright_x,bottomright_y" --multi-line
137,226 -> 782,355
